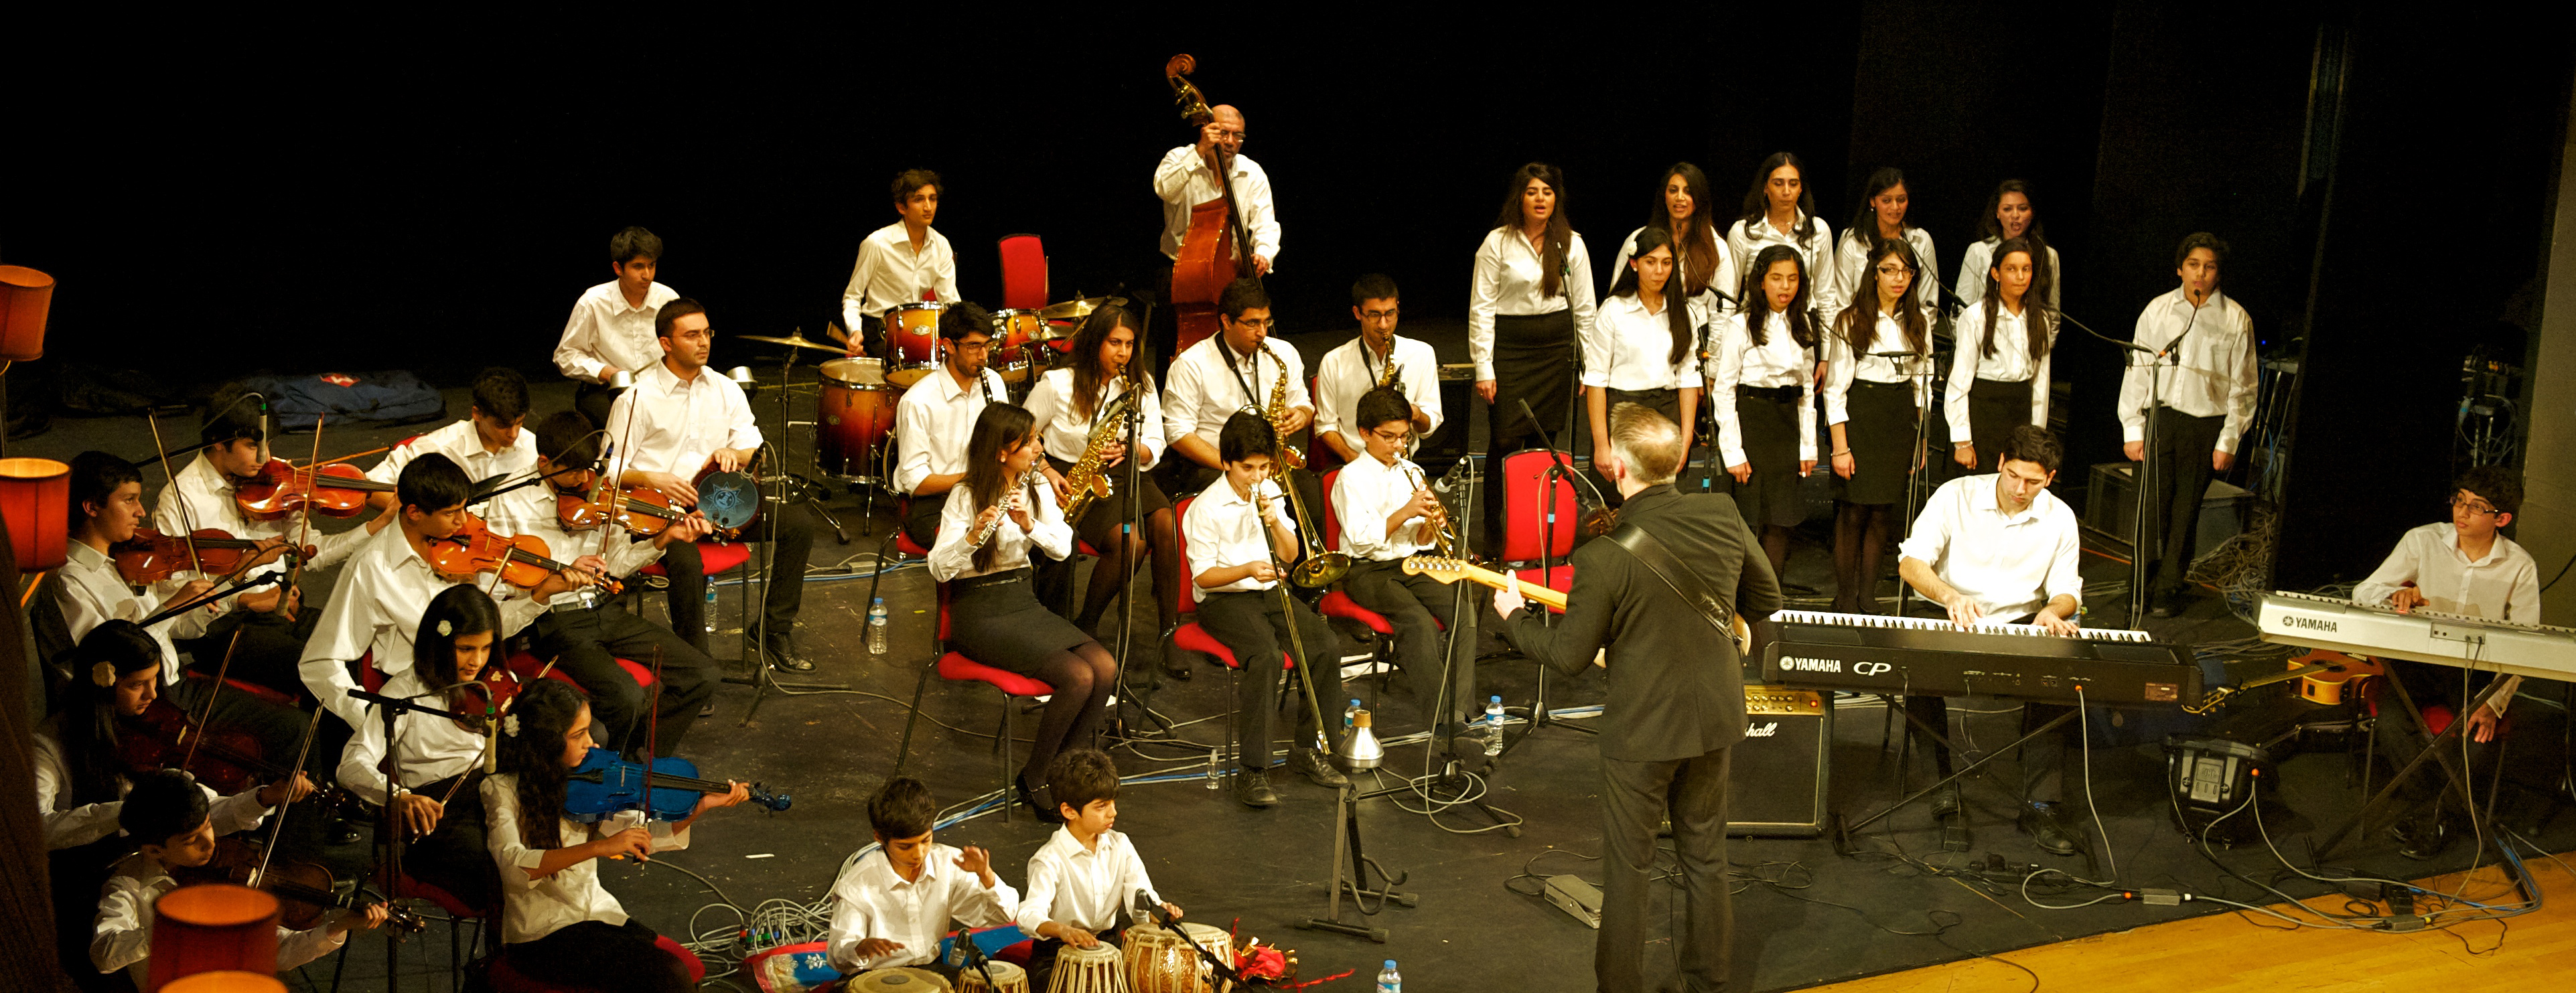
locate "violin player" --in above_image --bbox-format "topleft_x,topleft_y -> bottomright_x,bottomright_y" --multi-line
333,587 -> 514,917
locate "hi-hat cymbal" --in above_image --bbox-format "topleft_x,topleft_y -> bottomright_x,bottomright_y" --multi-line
737,333 -> 845,354
1036,295 -> 1129,321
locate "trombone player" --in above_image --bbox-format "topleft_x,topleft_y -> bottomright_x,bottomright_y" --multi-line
1330,387 -> 1479,738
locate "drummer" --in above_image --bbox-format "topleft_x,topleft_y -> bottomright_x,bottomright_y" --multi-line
835,169 -> 959,358
895,303 -> 1013,550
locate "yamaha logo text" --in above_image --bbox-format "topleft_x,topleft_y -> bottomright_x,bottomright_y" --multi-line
1782,657 -> 1893,677
2285,617 -> 2338,632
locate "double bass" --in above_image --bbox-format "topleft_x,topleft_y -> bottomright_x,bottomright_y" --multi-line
1163,54 -> 1261,354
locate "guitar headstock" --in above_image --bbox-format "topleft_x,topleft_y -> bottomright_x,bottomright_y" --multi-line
1401,556 -> 1476,583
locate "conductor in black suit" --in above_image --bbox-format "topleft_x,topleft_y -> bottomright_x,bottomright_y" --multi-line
1492,402 -> 1782,993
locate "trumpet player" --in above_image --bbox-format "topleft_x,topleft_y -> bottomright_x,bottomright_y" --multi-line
1023,305 -> 1186,676
929,404 -> 1119,822
1312,274 -> 1440,469
1330,388 -> 1478,737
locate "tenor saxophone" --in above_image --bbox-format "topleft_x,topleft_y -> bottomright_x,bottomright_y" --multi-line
1060,387 -> 1139,524
1374,341 -> 1403,392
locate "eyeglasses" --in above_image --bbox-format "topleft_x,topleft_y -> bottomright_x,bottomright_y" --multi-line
1360,309 -> 1399,321
2450,495 -> 2500,517
1875,265 -> 1912,277
1214,129 -> 1247,142
1230,318 -> 1275,331
1370,428 -> 1412,443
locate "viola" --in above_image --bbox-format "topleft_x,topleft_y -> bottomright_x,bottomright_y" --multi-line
562,747 -> 789,823
557,482 -> 685,537
427,514 -> 623,595
445,666 -> 524,731
234,458 -> 401,520
113,528 -> 307,585
121,698 -> 287,797
179,837 -> 423,933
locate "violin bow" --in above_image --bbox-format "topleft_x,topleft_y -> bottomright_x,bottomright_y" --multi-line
251,702 -> 332,886
285,414 -> 326,616
177,630 -> 246,759
143,411 -> 206,586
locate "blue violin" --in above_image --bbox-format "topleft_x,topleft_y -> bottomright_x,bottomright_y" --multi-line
562,747 -> 792,822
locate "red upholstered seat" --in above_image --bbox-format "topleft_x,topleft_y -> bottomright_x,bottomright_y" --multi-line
938,652 -> 1054,698
1171,494 -> 1296,674
997,234 -> 1049,310
895,531 -> 931,558
1499,449 -> 1580,564
639,540 -> 752,577
1318,590 -> 1394,635
491,934 -> 704,991
502,650 -> 656,690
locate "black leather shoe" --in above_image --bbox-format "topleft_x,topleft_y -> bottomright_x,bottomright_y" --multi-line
1234,769 -> 1278,808
764,639 -> 816,673
2149,591 -> 2178,619
2019,802 -> 2082,856
1161,629 -> 1193,681
1017,775 -> 1063,824
2396,812 -> 2453,861
1930,783 -> 1962,818
1290,749 -> 1350,788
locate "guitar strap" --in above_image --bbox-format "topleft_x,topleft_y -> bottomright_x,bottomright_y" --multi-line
1604,522 -> 1738,646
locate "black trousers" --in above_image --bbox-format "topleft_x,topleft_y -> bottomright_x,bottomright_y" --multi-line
2019,702 -> 2081,804
398,772 -> 500,912
2375,660 -> 2503,818
181,607 -> 315,705
573,382 -> 623,432
658,502 -> 817,652
529,603 -> 719,757
1196,589 -> 1344,770
902,490 -> 950,551
506,920 -> 691,993
1600,748 -> 1733,993
1342,558 -> 1474,726
2144,409 -> 2224,597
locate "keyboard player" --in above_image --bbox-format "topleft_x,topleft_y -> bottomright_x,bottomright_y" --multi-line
1895,425 -> 2086,855
2350,465 -> 2539,860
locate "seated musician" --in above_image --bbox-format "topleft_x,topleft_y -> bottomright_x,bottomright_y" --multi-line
299,453 -> 569,734
1330,387 -> 1476,735
363,366 -> 537,511
334,587 -> 514,914
1894,425 -> 2085,855
833,169 -> 957,358
1182,412 -> 1349,808
482,679 -> 752,993
605,298 -> 821,673
1161,279 -> 1317,504
826,775 -> 1017,976
2351,465 -> 2540,859
554,226 -> 679,428
1311,274 -> 1440,469
893,301 -> 1009,550
92,769 -> 387,987
1022,305 -> 1184,656
1014,749 -> 1182,972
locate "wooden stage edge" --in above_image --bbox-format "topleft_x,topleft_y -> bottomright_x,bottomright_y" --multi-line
1803,850 -> 2576,992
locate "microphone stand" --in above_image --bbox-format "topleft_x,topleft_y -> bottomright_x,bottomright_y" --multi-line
1872,347 -> 1938,617
2057,306 -> 2169,628
348,688 -> 466,993
1506,398 -> 1601,743
1110,374 -> 1175,741
728,441 -> 848,724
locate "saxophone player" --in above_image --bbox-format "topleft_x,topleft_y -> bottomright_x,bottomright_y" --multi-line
1330,388 -> 1478,739
1311,274 -> 1441,469
1023,306 -> 1188,677
1161,279 -> 1328,608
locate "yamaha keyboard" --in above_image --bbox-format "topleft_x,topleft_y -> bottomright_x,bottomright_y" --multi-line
1759,610 -> 2198,706
2256,591 -> 2576,682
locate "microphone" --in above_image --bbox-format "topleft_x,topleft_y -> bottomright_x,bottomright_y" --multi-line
485,714 -> 501,773
1135,889 -> 1173,927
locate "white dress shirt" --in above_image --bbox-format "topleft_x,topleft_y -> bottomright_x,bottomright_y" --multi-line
336,695 -> 491,807
1942,303 -> 2055,443
1332,453 -> 1431,561
93,850 -> 346,985
52,540 -> 210,684
477,471 -> 666,608
483,773 -> 690,945
366,418 -> 539,495
893,366 -> 1011,496
152,452 -> 368,609
1582,294 -> 1705,392
1162,336 -> 1309,457
603,361 -> 763,481
299,522 -> 547,730
1607,224 -> 1738,318
554,281 -> 680,384
33,718 -> 273,850
1468,228 -> 1597,381
827,845 -> 1020,972
928,477 -> 1074,582
1726,214 -> 1840,320
2117,288 -> 2259,453
1898,474 -> 2084,621
1182,478 -> 1289,603
1153,146 -> 1280,265
1311,336 -> 1442,459
1013,826 -> 1163,935
1708,309 -> 1820,468
2353,523 -> 2543,714
840,222 -> 959,329
1022,369 -> 1165,469
1833,227 -> 1941,317
1822,309 -> 1936,423
1956,239 -> 2062,311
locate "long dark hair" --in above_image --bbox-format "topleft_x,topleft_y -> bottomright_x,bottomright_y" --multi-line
1068,305 -> 1150,423
415,585 -> 502,691
1492,163 -> 1573,299
1978,178 -> 2056,303
1837,238 -> 1930,359
1977,237 -> 2056,362
963,404 -> 1038,575
1739,244 -> 1818,350
1646,162 -> 1721,298
1607,226 -> 1693,367
1845,167 -> 1912,255
500,678 -> 589,850
60,621 -> 163,806
1737,152 -> 1819,249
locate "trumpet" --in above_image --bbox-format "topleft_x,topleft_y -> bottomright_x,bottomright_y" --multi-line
1402,463 -> 1465,559
971,468 -> 1040,548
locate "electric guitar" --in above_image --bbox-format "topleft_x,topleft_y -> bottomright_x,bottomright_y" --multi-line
1400,556 -> 1754,656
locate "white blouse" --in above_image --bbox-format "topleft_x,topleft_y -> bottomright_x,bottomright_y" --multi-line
1708,309 -> 1820,468
1022,368 -> 1166,469
1956,238 -> 2063,311
1467,228 -> 1597,380
1822,308 -> 1936,423
1726,214 -> 1840,321
1943,303 -> 2056,442
482,772 -> 690,945
1607,224 -> 1737,316
1581,293 -> 1705,392
1832,227 -> 1941,317
929,477 -> 1074,582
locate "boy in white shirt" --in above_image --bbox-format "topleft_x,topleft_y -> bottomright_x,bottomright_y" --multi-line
828,776 -> 1017,976
555,226 -> 679,427
1015,750 -> 1181,978
1331,388 -> 1476,734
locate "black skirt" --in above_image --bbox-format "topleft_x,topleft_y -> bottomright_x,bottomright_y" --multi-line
1965,377 -> 2038,473
948,568 -> 1095,672
1835,378 -> 1916,506
1489,310 -> 1577,450
1723,390 -> 1806,529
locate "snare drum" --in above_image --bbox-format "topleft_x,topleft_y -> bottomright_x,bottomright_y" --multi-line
956,962 -> 1029,993
989,308 -> 1046,384
1122,923 -> 1228,993
886,302 -> 948,387
851,968 -> 953,992
697,469 -> 764,533
1044,942 -> 1126,993
819,358 -> 898,477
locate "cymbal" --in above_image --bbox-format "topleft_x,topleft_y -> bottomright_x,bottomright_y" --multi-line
737,333 -> 844,354
1036,295 -> 1129,321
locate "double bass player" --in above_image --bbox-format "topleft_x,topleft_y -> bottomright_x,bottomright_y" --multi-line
1151,55 -> 1280,364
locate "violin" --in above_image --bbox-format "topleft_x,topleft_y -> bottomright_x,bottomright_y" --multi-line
557,481 -> 686,537
121,698 -> 291,797
562,747 -> 789,823
447,666 -> 524,731
179,836 -> 423,933
113,528 -> 307,585
427,514 -> 624,595
234,458 -> 401,520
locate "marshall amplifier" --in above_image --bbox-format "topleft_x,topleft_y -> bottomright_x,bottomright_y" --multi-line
1728,684 -> 1833,838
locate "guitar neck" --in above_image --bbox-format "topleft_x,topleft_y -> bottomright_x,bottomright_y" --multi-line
1459,562 -> 1568,609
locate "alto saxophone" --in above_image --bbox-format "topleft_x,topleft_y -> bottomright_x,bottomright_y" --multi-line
1060,386 -> 1139,524
972,468 -> 1040,548
1262,341 -> 1305,471
1374,341 -> 1403,392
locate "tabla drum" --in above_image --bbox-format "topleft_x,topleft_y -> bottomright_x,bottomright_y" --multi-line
851,968 -> 954,992
989,308 -> 1046,384
956,962 -> 1029,993
1044,942 -> 1127,993
887,302 -> 947,387
1123,923 -> 1230,993
697,469 -> 764,533
820,358 -> 898,477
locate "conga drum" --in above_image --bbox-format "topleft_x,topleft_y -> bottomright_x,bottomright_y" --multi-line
989,308 -> 1045,384
956,961 -> 1031,993
886,302 -> 948,387
850,967 -> 953,992
819,358 -> 898,478
1044,941 -> 1127,993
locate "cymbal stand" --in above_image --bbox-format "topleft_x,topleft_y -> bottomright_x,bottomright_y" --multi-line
726,439 -> 849,724
762,345 -> 851,544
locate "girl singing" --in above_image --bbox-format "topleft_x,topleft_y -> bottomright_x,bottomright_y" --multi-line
1823,239 -> 1935,614
1711,245 -> 1820,577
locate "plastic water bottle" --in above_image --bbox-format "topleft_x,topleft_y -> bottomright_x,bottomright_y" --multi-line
1376,960 -> 1400,993
1344,698 -> 1362,733
1205,747 -> 1222,789
703,585 -> 719,633
1484,696 -> 1506,756
867,599 -> 889,654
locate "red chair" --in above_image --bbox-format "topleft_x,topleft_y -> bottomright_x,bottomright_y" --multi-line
893,582 -> 1054,822
627,540 -> 756,664
997,234 -> 1049,310
1171,495 -> 1301,779
1313,469 -> 1401,695
1498,449 -> 1577,613
490,933 -> 704,992
865,506 -> 934,616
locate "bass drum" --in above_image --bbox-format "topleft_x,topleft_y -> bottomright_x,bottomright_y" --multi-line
819,358 -> 897,479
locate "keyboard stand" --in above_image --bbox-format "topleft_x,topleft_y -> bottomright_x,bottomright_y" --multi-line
2316,669 -> 2514,860
1841,705 -> 2080,836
